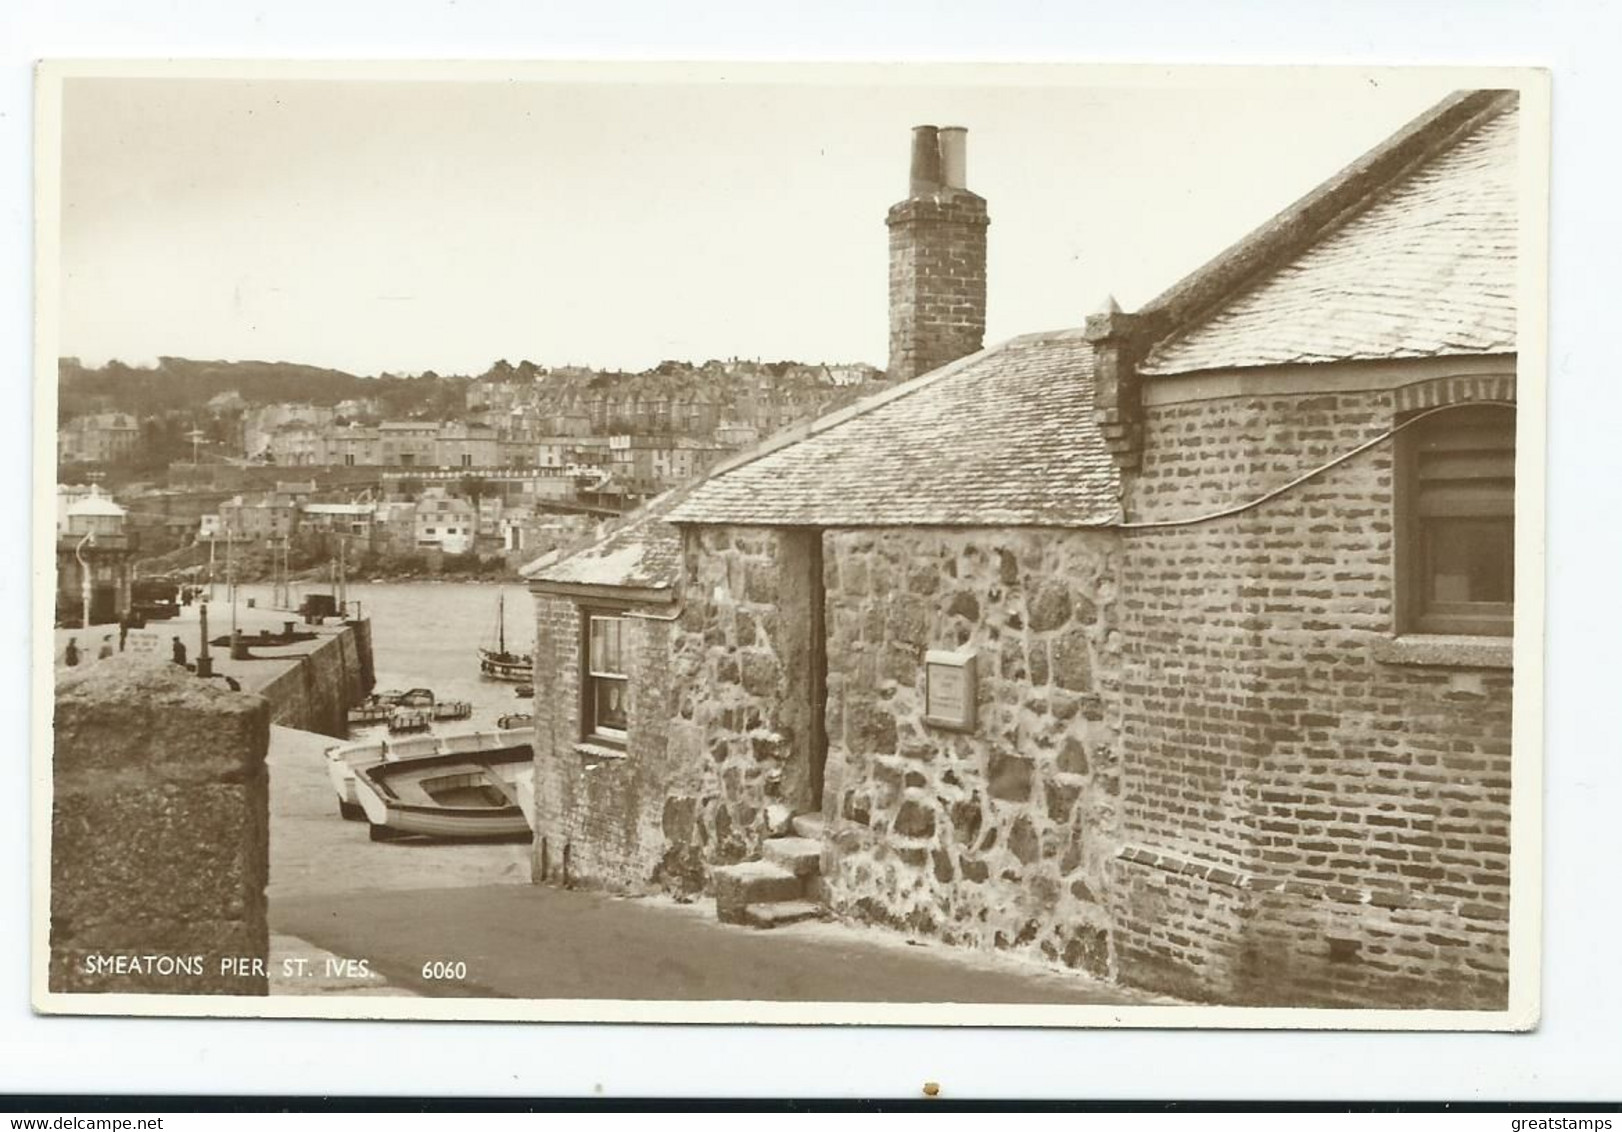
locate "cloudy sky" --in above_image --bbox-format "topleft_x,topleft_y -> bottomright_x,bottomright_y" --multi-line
55,65 -> 1466,376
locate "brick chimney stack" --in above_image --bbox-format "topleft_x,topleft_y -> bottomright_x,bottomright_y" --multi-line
886,125 -> 989,382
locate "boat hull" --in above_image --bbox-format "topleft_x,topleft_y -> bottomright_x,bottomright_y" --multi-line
325,728 -> 529,819
347,734 -> 534,841
511,765 -> 537,833
479,648 -> 532,682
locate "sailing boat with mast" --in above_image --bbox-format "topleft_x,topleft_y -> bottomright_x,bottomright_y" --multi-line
478,592 -> 533,682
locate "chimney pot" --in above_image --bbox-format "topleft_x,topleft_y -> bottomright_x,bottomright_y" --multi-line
938,126 -> 968,190
887,124 -> 989,382
909,125 -> 942,196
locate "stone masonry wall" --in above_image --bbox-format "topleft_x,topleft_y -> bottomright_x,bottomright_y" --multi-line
251,618 -> 372,738
51,656 -> 270,995
820,527 -> 1122,978
1113,381 -> 1514,1008
663,527 -> 822,871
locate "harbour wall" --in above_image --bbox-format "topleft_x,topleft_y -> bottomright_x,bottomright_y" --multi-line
243,617 -> 374,738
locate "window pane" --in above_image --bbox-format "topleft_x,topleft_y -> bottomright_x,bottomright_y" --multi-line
1424,518 -> 1514,604
592,676 -> 628,733
589,616 -> 625,676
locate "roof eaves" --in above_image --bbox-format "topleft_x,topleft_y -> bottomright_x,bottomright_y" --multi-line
1135,89 -> 1519,367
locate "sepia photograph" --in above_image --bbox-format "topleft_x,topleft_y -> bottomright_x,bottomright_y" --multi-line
32,61 -> 1547,1027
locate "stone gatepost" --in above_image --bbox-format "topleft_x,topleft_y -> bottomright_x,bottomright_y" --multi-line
49,656 -> 271,995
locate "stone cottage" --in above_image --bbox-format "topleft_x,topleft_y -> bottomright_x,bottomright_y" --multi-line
524,90 -> 1524,1009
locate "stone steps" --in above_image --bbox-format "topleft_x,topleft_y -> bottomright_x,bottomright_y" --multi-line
712,812 -> 827,928
740,900 -> 822,929
761,836 -> 821,876
712,859 -> 804,924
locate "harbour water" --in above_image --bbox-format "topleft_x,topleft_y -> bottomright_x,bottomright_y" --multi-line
233,579 -> 536,734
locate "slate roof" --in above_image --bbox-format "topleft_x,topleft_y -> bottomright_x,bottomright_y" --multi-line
665,329 -> 1119,528
1141,98 -> 1517,376
520,494 -> 682,592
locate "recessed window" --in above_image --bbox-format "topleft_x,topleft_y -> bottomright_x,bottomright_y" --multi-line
1399,404 -> 1515,637
582,612 -> 629,744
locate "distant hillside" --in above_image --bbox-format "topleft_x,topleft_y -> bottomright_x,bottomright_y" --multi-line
57,353 -> 882,426
57,357 -> 469,422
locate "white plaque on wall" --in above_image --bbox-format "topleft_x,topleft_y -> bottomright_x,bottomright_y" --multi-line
923,648 -> 977,732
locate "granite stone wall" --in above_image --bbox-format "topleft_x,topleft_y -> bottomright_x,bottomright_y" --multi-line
820,527 -> 1122,977
50,657 -> 270,995
662,526 -> 822,869
1111,376 -> 1515,1008
251,618 -> 372,738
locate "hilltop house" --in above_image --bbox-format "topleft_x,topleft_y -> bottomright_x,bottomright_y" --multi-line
523,91 -> 1524,1009
58,412 -> 140,465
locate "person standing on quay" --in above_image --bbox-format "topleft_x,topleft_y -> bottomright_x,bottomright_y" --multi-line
63,638 -> 79,667
172,636 -> 188,667
97,635 -> 114,661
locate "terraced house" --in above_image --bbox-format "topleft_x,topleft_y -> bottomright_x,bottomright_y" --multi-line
524,89 -> 1528,1009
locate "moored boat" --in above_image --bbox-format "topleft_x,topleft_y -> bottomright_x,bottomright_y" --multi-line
387,707 -> 433,733
354,742 -> 534,841
324,738 -> 390,820
324,726 -> 531,821
511,764 -> 537,833
496,711 -> 534,731
375,687 -> 436,708
432,700 -> 473,721
479,593 -> 533,682
346,696 -> 393,726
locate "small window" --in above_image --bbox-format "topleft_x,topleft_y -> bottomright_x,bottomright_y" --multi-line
1399,404 -> 1515,636
582,612 -> 629,744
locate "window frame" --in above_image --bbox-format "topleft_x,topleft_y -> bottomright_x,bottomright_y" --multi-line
579,607 -> 631,747
1396,402 -> 1515,638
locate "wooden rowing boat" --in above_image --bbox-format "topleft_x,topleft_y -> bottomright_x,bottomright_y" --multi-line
346,701 -> 392,726
375,687 -> 436,707
354,742 -> 534,841
324,727 -> 532,824
387,707 -> 433,733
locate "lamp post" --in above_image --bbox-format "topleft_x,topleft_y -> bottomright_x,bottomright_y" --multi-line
74,530 -> 95,629
226,525 -> 237,637
196,600 -> 213,678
